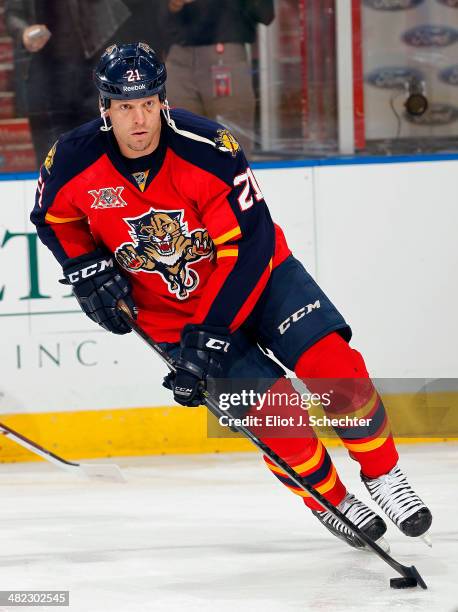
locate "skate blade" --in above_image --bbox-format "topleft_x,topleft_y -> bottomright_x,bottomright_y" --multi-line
420,531 -> 432,548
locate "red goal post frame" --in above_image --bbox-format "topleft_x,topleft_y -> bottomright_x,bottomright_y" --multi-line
298,0 -> 365,151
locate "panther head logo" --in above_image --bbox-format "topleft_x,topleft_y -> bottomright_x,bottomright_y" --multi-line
115,208 -> 214,299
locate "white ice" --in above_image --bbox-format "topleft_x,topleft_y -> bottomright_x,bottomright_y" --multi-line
0,444 -> 457,612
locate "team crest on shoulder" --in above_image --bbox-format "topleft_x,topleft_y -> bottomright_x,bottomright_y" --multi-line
89,187 -> 127,209
44,141 -> 57,173
215,129 -> 240,157
115,207 -> 214,300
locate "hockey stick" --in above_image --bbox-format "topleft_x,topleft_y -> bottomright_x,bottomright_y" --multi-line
0,422 -> 125,482
117,303 -> 427,590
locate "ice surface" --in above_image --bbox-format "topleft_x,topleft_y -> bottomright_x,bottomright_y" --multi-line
0,444 -> 456,612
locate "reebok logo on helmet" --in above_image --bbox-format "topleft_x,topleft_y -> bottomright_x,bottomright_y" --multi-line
123,84 -> 147,92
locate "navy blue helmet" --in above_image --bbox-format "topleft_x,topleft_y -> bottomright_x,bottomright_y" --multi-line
94,42 -> 167,110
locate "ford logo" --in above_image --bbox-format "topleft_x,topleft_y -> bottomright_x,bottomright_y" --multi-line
439,65 -> 458,85
363,0 -> 424,10
402,25 -> 458,47
436,0 -> 458,8
404,103 -> 458,125
366,67 -> 424,89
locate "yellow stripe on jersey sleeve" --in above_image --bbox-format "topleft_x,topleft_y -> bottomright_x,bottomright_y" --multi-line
213,225 -> 242,246
216,246 -> 239,259
45,212 -> 87,224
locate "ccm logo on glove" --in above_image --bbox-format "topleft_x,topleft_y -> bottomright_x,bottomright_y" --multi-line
205,338 -> 230,352
175,386 -> 194,395
65,258 -> 114,284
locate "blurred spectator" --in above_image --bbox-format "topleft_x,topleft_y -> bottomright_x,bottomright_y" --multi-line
109,1 -> 169,58
5,0 -> 131,163
160,0 -> 274,155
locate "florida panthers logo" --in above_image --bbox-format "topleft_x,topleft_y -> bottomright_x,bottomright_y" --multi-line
115,208 -> 214,299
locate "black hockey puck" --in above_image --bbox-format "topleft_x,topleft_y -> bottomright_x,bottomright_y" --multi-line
390,577 -> 418,589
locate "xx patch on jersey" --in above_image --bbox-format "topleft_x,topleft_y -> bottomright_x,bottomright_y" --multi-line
89,187 -> 128,209
115,207 -> 214,300
215,129 -> 240,157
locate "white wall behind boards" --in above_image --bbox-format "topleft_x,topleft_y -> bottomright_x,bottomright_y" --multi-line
0,160 -> 456,415
256,166 -> 316,274
311,161 -> 458,377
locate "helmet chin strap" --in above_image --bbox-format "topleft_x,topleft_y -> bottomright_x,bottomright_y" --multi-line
161,97 -> 224,152
161,98 -> 172,125
100,109 -> 112,132
99,99 -> 112,132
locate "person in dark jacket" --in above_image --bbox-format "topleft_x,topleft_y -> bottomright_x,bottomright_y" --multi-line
5,0 -> 166,164
5,0 -> 132,163
160,0 -> 275,155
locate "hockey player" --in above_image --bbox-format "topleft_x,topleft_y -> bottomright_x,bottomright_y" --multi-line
31,43 -> 432,551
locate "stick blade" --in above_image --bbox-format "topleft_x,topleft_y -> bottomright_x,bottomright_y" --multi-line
390,566 -> 427,590
78,463 -> 126,482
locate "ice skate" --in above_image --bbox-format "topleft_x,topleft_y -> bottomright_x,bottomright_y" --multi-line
312,492 -> 389,552
361,465 -> 432,544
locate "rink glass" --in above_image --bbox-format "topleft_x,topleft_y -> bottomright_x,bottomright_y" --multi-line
2,0 -> 458,173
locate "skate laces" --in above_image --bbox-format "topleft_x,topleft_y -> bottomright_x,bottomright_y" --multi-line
319,493 -> 375,533
364,466 -> 426,526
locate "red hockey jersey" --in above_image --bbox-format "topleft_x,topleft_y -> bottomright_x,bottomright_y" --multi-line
31,109 -> 291,342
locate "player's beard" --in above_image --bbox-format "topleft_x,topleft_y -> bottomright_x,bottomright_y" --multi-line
127,136 -> 154,152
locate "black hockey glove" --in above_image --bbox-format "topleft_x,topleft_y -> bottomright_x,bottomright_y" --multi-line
61,248 -> 136,334
164,324 -> 231,407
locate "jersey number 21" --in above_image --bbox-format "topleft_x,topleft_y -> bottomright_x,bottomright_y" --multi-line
233,168 -> 264,211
